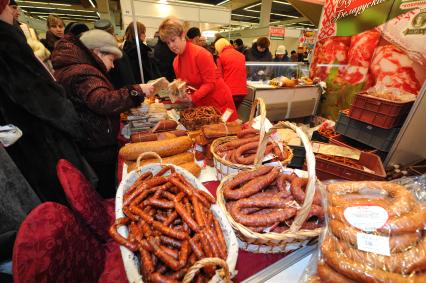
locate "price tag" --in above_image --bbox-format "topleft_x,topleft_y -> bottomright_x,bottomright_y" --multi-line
221,108 -> 234,123
344,206 -> 389,232
252,115 -> 273,132
357,232 -> 390,256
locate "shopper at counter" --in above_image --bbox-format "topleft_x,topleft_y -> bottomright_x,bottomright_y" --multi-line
245,37 -> 273,80
40,14 -> 64,53
186,27 -> 201,45
123,21 -> 159,83
51,29 -> 154,198
159,17 -> 237,121
0,1 -> 96,204
234,38 -> 246,54
95,19 -> 136,89
215,38 -> 247,108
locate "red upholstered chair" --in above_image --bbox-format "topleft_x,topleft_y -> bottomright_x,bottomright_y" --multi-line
56,159 -> 115,242
12,202 -> 127,283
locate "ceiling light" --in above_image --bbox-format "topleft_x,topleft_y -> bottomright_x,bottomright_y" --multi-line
231,13 -> 259,19
16,1 -> 72,6
29,11 -> 99,18
217,0 -> 230,5
18,5 -> 96,13
273,1 -> 291,5
88,0 -> 96,8
96,12 -> 100,18
244,3 -> 261,10
271,12 -> 299,18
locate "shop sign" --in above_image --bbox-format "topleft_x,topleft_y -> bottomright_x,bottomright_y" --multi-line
269,26 -> 285,40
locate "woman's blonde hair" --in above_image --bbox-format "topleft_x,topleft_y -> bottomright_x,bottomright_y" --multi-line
47,15 -> 64,28
124,21 -> 146,42
215,38 -> 231,54
158,17 -> 184,42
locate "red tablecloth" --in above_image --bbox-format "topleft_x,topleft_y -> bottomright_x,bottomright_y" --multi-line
117,157 -> 290,282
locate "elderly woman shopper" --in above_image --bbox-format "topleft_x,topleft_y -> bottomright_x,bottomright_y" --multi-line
51,29 -> 154,198
215,38 -> 247,108
0,0 -> 95,204
159,17 -> 237,121
40,14 -> 64,52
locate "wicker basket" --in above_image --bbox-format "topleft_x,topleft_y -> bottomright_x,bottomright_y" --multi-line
115,152 -> 239,282
216,121 -> 321,253
211,97 -> 293,180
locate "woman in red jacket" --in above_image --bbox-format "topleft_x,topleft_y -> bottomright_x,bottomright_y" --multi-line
158,18 -> 237,121
215,38 -> 247,108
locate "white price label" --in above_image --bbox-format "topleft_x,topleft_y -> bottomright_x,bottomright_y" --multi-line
221,108 -> 233,123
357,232 -> 390,256
195,144 -> 203,151
344,206 -> 389,232
252,115 -> 273,132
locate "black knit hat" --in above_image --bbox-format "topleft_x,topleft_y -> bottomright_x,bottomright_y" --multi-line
186,27 -> 201,39
64,22 -> 89,37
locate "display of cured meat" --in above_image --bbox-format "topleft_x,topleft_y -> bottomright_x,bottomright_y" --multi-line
109,168 -> 228,283
310,37 -> 350,80
179,106 -> 222,131
223,166 -> 324,234
214,128 -> 290,166
309,181 -> 426,283
370,45 -> 421,95
347,29 -> 381,68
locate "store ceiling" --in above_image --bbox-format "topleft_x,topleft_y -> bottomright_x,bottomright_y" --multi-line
17,0 -> 319,28
17,0 -> 100,22
183,0 -> 318,28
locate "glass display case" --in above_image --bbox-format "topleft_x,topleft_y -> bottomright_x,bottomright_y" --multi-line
237,62 -> 320,122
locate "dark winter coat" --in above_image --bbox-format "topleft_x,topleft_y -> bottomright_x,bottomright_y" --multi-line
51,35 -> 143,162
245,43 -> 273,62
0,20 -> 95,204
153,38 -> 176,82
109,52 -> 137,89
40,30 -> 61,53
245,43 -> 273,80
123,39 -> 160,83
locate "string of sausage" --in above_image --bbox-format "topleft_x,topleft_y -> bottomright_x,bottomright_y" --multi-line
223,166 -> 324,234
109,168 -> 227,283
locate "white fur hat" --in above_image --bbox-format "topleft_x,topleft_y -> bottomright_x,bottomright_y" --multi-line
276,45 -> 287,55
80,29 -> 122,58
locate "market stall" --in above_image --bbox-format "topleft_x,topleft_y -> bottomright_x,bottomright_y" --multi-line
238,62 -> 321,123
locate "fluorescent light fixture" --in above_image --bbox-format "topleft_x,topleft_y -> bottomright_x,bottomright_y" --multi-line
231,13 -> 259,19
271,12 -> 299,18
88,0 -> 96,8
96,12 -> 100,18
273,1 -> 291,5
16,1 -> 72,6
217,0 -> 230,5
171,0 -> 216,7
29,12 -> 99,18
244,3 -> 261,10
18,5 -> 96,13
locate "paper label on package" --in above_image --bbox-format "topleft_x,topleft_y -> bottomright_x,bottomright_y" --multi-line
357,232 -> 390,256
344,206 -> 389,232
195,144 -> 203,151
221,108 -> 233,123
252,116 -> 273,132
312,142 -> 361,160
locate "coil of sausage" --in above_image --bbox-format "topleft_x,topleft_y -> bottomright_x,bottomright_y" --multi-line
109,168 -> 229,283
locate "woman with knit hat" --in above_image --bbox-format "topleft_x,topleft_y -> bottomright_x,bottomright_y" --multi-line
51,29 -> 154,198
215,38 -> 247,108
158,17 -> 237,121
0,0 -> 97,204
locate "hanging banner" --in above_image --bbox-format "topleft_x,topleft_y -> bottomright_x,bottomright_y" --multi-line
311,0 -> 426,119
269,26 -> 285,40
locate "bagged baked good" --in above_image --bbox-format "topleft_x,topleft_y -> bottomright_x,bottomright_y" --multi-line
302,178 -> 426,282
